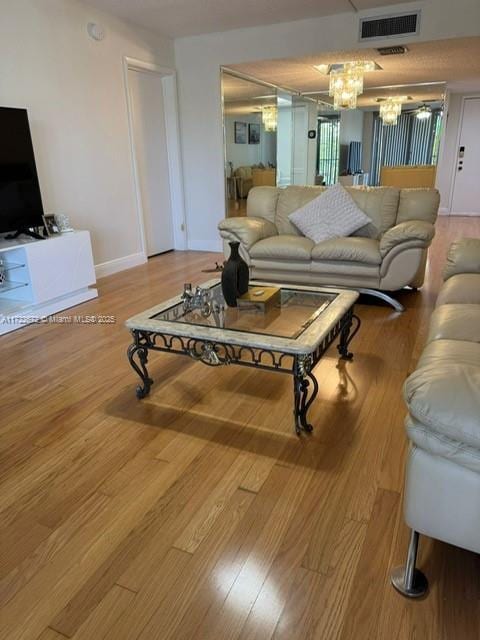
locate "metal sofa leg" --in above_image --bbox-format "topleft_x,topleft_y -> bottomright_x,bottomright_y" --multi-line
391,530 -> 428,598
356,288 -> 405,312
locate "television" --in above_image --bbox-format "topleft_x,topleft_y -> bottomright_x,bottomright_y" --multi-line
0,107 -> 45,238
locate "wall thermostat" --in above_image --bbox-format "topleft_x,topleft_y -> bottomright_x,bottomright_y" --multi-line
308,129 -> 316,139
87,22 -> 105,41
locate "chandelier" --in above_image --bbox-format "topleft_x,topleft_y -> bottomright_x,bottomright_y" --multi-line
379,96 -> 407,126
416,104 -> 432,120
329,69 -> 362,109
328,60 -> 376,110
261,106 -> 277,132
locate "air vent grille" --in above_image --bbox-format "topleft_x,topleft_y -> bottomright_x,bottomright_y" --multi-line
377,45 -> 409,56
360,12 -> 419,40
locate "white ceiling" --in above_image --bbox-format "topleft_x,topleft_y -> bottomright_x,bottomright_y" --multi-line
82,0 -> 414,38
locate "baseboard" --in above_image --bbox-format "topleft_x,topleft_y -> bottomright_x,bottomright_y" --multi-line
438,207 -> 450,215
448,211 -> 480,217
95,252 -> 146,279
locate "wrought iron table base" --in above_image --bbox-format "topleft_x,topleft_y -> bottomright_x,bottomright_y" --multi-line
127,310 -> 360,435
293,360 -> 319,434
127,343 -> 153,399
337,313 -> 361,360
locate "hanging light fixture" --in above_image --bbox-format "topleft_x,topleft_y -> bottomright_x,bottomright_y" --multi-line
328,60 -> 376,110
329,69 -> 362,109
416,104 -> 432,120
261,105 -> 277,131
379,96 -> 407,126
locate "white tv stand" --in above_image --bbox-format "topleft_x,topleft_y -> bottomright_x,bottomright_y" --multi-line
0,231 -> 98,335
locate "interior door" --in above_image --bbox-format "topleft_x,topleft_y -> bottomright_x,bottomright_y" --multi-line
129,68 -> 174,256
451,97 -> 480,215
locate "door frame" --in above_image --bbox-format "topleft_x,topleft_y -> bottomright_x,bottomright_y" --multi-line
123,56 -> 187,257
448,94 -> 480,215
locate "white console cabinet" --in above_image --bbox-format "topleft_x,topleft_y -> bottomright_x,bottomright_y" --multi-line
0,231 -> 98,335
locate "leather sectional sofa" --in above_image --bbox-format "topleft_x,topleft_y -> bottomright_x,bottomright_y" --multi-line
392,238 -> 480,597
219,185 -> 440,311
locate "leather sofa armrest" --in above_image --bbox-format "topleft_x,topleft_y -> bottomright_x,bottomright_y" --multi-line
443,238 -> 480,281
218,216 -> 278,250
379,220 -> 435,257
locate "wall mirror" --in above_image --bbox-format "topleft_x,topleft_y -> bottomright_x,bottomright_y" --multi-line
221,63 -> 445,218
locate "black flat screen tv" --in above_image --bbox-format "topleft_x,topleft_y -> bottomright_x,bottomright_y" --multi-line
0,107 -> 45,236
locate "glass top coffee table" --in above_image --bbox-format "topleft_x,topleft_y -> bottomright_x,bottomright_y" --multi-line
126,279 -> 360,434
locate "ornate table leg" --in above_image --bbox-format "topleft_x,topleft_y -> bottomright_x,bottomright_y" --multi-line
337,309 -> 361,360
293,355 -> 319,435
127,331 -> 153,398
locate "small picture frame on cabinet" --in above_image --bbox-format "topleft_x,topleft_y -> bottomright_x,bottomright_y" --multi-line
42,214 -> 60,237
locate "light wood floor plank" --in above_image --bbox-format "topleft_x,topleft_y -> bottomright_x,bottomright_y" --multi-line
70,584 -> 135,640
339,489 -> 400,640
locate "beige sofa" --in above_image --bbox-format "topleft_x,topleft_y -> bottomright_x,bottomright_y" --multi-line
219,185 -> 440,311
391,238 -> 480,597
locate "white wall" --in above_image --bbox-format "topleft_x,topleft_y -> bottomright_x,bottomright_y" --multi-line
175,0 -> 480,251
306,103 -> 319,185
276,96 -> 293,187
0,0 -> 174,272
435,90 -> 480,212
339,110 -> 364,146
292,105 -> 308,185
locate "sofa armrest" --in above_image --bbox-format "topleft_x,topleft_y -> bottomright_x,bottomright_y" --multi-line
443,238 -> 480,281
218,216 -> 277,250
379,220 -> 435,257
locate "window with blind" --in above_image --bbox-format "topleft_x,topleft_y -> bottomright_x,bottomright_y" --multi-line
316,116 -> 340,185
370,109 -> 443,185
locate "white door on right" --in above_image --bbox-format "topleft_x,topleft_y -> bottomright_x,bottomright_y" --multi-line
451,97 -> 480,215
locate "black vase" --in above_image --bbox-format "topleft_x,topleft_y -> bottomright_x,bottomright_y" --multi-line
221,241 -> 249,307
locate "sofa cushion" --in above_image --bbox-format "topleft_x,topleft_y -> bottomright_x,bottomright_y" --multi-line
416,338 -> 480,371
404,361 -> 480,453
443,238 -> 480,281
379,220 -> 435,257
348,186 -> 400,238
288,184 -> 371,244
250,235 -> 314,261
436,274 -> 480,307
218,216 -> 277,250
311,237 -> 381,265
406,416 -> 480,474
247,186 -> 280,224
275,186 -> 325,235
396,188 -> 440,225
427,304 -> 480,344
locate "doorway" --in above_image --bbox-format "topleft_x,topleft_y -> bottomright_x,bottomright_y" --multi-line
124,58 -> 186,258
128,67 -> 174,256
451,97 -> 480,215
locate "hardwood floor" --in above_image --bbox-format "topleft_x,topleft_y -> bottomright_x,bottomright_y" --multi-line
227,198 -> 247,217
1,216 -> 479,640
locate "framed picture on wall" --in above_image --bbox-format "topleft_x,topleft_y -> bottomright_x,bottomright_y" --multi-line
234,121 -> 247,144
248,123 -> 260,144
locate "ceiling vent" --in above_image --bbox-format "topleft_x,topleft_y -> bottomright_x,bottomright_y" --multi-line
377,45 -> 409,56
359,11 -> 420,41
